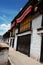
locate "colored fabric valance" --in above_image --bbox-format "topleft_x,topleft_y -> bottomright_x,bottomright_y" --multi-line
16,6 -> 32,23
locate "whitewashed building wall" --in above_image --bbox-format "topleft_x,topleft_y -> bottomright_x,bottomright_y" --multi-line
30,15 -> 42,60
14,29 -> 18,50
8,38 -> 10,46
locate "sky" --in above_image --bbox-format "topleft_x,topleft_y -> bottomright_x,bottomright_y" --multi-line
0,0 -> 28,35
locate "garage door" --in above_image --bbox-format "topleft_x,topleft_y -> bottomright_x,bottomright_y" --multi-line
16,34 -> 31,56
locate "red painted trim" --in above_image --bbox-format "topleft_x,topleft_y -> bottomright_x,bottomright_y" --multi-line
11,22 -> 15,29
16,6 -> 32,23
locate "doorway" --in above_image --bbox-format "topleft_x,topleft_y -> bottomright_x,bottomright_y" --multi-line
40,34 -> 43,63
17,34 -> 31,56
12,39 -> 14,48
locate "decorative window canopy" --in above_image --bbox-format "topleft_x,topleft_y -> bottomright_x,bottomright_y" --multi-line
16,6 -> 32,23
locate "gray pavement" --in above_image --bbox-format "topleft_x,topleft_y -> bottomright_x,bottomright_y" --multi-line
8,48 -> 43,65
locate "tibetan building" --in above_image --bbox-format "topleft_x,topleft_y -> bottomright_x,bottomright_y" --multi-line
4,0 -> 43,63
10,20 -> 15,48
16,0 -> 38,56
3,30 -> 10,45
10,18 -> 18,49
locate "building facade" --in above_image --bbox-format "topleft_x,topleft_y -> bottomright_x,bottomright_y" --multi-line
3,30 -> 10,45
10,19 -> 18,50
3,0 -> 43,63
15,0 -> 43,62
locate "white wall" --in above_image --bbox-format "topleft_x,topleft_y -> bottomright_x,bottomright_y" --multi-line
32,15 -> 42,29
9,37 -> 14,48
30,30 -> 41,60
8,38 -> 10,46
14,29 -> 18,50
9,29 -> 18,49
30,15 -> 42,60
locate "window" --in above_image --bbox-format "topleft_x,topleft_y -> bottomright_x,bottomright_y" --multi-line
20,16 -> 31,32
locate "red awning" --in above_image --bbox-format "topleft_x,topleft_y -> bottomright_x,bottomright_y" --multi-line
16,6 -> 32,23
11,22 -> 15,29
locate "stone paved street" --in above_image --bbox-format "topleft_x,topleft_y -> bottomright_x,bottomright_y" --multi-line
8,48 -> 43,65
